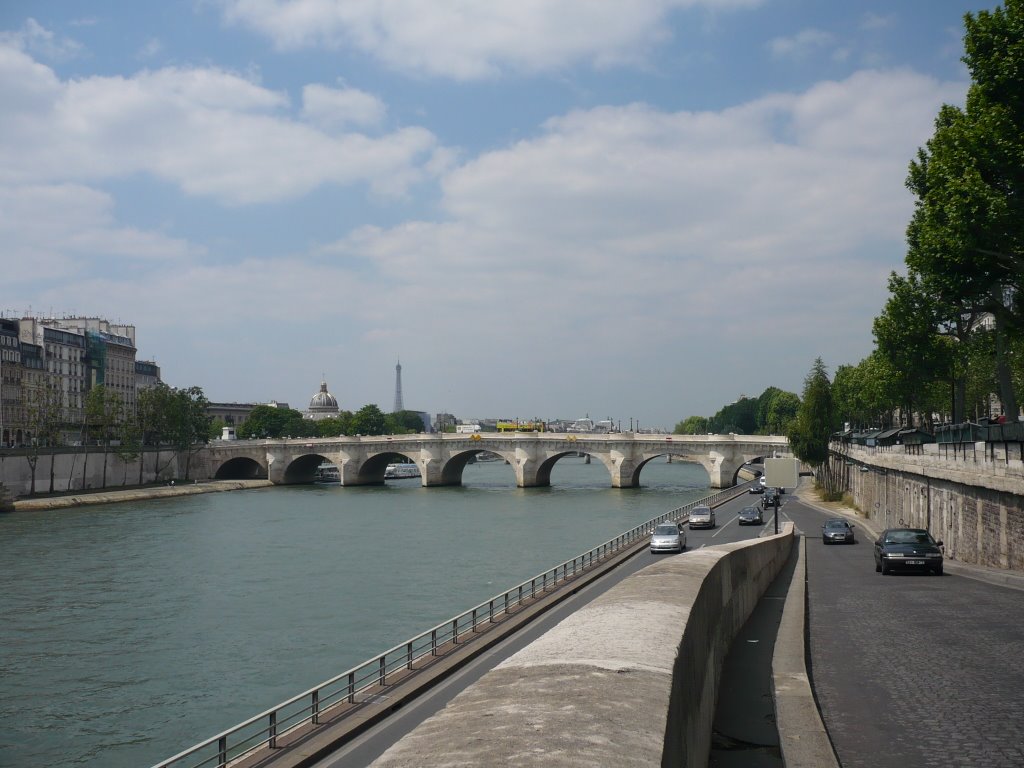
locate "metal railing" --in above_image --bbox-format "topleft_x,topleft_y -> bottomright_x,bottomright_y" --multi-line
149,483 -> 753,768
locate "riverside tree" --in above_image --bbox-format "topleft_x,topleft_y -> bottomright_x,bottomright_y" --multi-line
904,0 -> 1024,421
788,358 -> 841,499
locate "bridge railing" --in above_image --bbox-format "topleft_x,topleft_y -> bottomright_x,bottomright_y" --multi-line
148,482 -> 754,768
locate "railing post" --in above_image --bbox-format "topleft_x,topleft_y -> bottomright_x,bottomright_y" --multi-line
218,736 -> 227,768
452,618 -> 459,644
347,671 -> 355,703
269,711 -> 277,749
379,656 -> 386,686
471,608 -> 478,632
431,628 -> 438,656
312,689 -> 320,725
489,599 -> 495,623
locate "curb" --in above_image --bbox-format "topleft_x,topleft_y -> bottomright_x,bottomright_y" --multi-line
772,535 -> 839,768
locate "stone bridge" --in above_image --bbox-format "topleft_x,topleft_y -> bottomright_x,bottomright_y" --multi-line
201,432 -> 790,489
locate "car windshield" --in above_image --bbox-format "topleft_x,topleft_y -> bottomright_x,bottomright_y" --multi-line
654,524 -> 679,535
825,520 -> 848,529
884,530 -> 935,545
692,509 -> 710,517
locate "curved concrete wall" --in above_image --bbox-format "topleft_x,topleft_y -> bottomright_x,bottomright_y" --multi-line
369,524 -> 795,768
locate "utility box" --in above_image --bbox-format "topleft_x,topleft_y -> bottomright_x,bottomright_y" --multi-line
764,457 -> 799,491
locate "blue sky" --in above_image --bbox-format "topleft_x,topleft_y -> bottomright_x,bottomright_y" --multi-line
0,1 -> 986,429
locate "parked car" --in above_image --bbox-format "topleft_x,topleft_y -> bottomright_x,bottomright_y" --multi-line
650,521 -> 686,553
689,505 -> 715,529
821,518 -> 855,544
738,506 -> 764,525
873,528 -> 944,575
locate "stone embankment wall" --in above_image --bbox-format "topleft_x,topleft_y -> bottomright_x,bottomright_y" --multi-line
369,524 -> 795,768
0,449 -> 189,498
837,444 -> 1024,570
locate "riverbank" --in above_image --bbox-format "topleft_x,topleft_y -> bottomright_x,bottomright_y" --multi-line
12,479 -> 274,512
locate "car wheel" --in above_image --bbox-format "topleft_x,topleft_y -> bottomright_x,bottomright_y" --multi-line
934,565 -> 943,576
880,561 -> 889,575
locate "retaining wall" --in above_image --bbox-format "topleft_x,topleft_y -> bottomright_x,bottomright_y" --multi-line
367,524 -> 795,768
0,449 -> 185,497
839,446 -> 1024,570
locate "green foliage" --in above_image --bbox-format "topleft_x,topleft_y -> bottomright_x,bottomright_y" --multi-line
386,410 -> 427,434
901,0 -> 1024,420
675,385 -> 800,436
237,405 -> 312,439
757,387 -> 800,434
788,358 -> 834,469
674,415 -> 709,434
314,413 -> 352,437
707,396 -> 758,434
350,404 -> 386,436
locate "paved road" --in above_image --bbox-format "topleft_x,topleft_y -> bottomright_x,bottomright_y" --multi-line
781,493 -> 1024,768
312,489 -> 776,768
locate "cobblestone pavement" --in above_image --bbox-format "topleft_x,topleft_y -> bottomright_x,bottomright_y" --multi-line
782,490 -> 1024,768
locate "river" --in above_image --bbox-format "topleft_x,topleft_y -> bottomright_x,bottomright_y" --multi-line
0,457 -> 712,767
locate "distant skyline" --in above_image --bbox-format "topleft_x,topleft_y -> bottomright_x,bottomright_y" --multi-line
1,1 -> 987,428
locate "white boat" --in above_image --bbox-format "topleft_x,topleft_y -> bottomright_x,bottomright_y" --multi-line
385,462 -> 420,479
315,464 -> 340,483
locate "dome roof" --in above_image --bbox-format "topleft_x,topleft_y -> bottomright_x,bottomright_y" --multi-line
309,381 -> 339,413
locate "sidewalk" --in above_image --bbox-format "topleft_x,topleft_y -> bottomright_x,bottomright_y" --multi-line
12,479 -> 273,512
792,482 -> 1024,592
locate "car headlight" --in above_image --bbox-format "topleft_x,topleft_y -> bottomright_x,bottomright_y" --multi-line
885,552 -> 904,558
926,553 -> 942,558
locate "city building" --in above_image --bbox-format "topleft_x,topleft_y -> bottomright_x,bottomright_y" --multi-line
0,319 -> 22,447
306,380 -> 340,421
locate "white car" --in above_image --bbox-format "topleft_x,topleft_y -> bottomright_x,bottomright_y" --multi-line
689,505 -> 716,529
650,522 -> 686,553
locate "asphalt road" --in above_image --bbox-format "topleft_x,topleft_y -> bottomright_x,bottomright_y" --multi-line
780,494 -> 1024,768
312,488 -> 778,768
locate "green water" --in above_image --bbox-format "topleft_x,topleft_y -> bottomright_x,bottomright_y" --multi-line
0,457 -> 711,767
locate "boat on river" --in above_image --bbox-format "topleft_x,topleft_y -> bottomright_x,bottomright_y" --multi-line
385,462 -> 420,479
315,464 -> 340,483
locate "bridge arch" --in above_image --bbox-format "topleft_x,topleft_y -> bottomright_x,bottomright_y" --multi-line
214,456 -> 267,480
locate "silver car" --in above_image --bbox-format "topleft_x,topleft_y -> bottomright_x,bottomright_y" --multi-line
689,505 -> 716,529
650,522 -> 686,553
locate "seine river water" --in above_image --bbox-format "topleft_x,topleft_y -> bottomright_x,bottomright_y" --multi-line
0,457 -> 712,768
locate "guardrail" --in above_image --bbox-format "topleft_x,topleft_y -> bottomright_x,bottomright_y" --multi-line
149,483 -> 754,768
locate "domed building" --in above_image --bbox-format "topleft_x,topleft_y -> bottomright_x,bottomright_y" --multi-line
306,380 -> 340,420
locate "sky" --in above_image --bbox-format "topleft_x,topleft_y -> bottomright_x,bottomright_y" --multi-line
0,1 -> 990,430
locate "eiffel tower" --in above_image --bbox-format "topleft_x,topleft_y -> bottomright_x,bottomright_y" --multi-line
393,359 -> 404,412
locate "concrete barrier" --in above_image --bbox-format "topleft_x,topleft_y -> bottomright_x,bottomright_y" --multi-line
369,524 -> 795,768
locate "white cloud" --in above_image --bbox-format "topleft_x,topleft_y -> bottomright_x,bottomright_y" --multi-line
304,69 -> 965,416
0,18 -> 82,60
302,83 -> 387,129
0,42 -> 443,205
219,0 -> 764,80
137,38 -> 164,59
768,28 -> 834,60
0,183 -> 200,285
